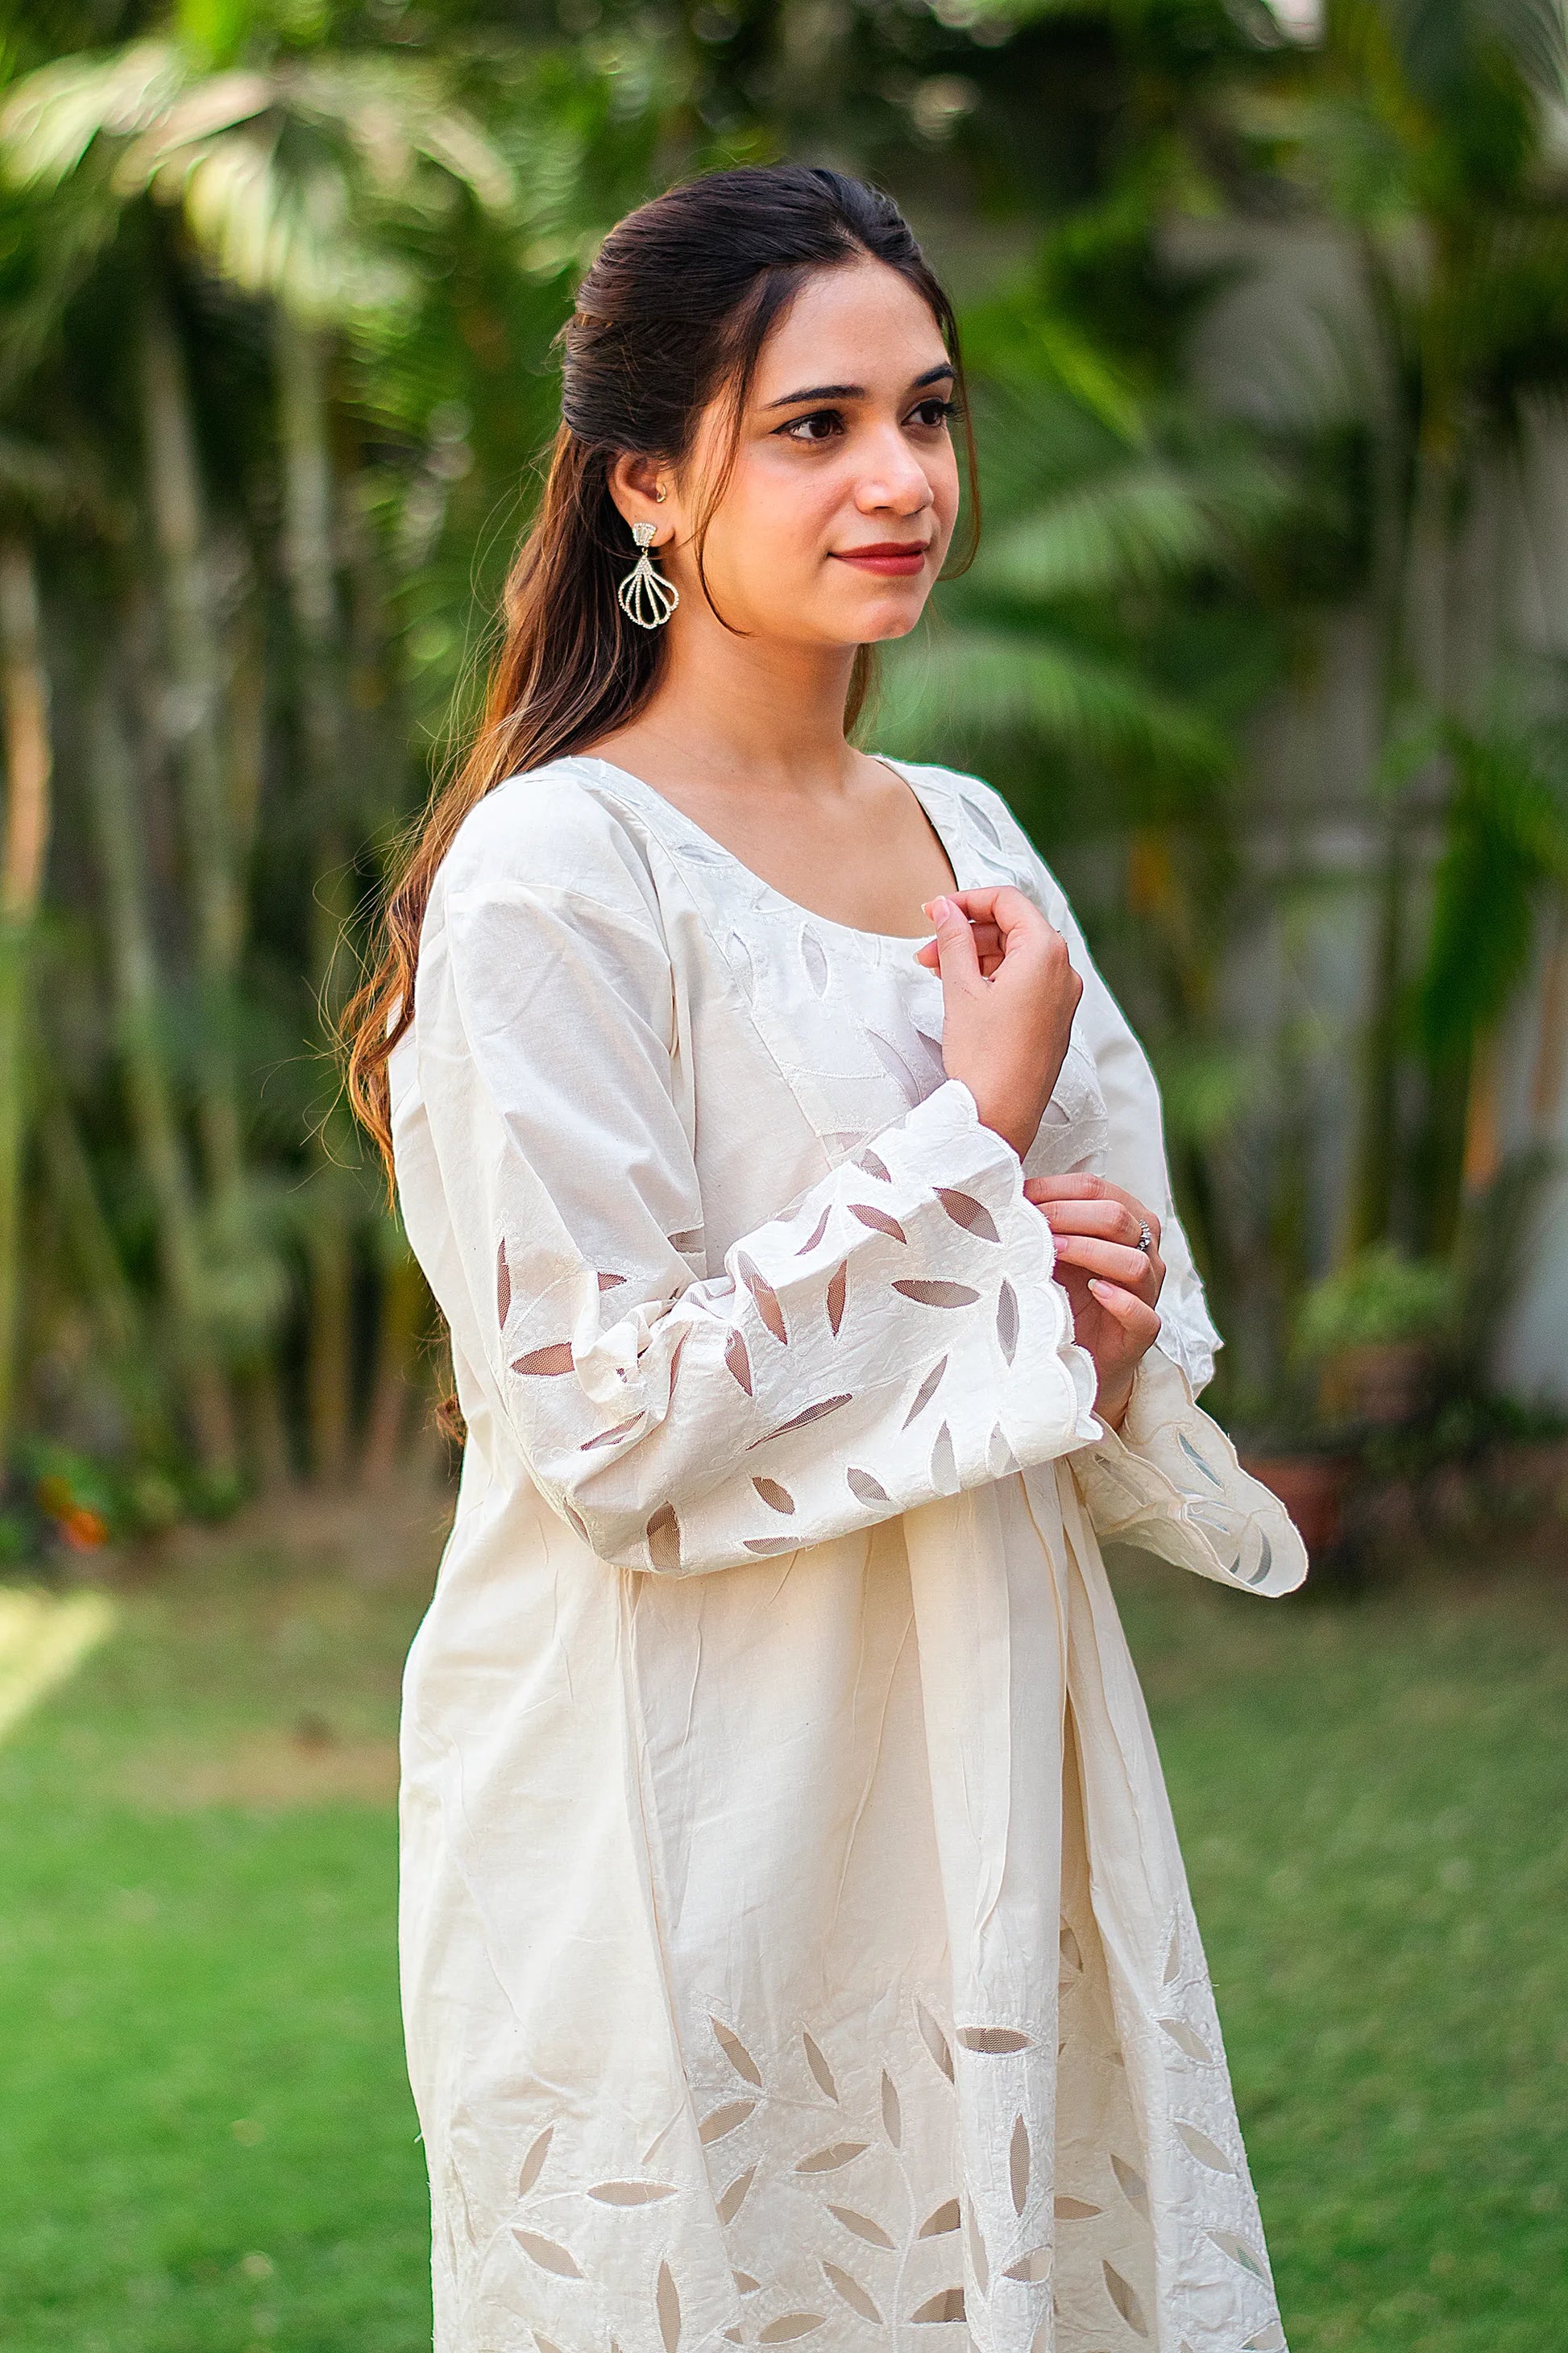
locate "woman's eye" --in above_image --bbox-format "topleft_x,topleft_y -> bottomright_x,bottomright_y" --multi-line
909,396 -> 958,430
778,409 -> 844,443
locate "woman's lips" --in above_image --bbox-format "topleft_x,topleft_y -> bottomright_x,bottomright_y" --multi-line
831,543 -> 930,576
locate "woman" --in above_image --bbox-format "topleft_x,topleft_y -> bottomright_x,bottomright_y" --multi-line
348,164 -> 1306,2353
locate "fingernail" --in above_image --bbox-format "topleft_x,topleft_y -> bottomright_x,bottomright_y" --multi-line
929,895 -> 951,922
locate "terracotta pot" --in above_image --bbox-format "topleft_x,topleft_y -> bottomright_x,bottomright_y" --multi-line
1238,1451 -> 1354,1555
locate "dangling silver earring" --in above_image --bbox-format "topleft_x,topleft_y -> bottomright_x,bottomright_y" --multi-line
616,520 -> 679,630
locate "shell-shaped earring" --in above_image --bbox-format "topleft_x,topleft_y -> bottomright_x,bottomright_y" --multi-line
616,520 -> 679,630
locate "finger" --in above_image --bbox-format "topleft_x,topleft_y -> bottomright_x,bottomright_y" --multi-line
1037,1199 -> 1152,1249
1087,1279 -> 1162,1345
924,894 -> 982,994
1024,1174 -> 1162,1249
1050,1234 -> 1163,1297
929,885 -> 1056,964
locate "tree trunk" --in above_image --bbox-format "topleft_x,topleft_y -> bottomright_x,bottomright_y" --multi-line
141,285 -> 246,1205
84,654 -> 236,1478
0,537 -> 52,1458
274,303 -> 361,1483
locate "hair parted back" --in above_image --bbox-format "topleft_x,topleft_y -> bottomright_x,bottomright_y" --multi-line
344,161 -> 979,1176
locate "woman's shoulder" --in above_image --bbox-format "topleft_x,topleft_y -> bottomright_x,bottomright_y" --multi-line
434,754 -> 666,931
884,755 -> 1064,903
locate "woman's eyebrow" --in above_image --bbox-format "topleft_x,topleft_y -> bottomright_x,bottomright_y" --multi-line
761,361 -> 956,411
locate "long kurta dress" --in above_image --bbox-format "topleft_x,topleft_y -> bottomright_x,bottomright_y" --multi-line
388,749 -> 1309,2353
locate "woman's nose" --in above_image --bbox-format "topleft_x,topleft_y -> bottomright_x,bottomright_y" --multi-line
854,428 -> 935,514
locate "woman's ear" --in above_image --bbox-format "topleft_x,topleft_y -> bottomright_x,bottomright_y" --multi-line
608,451 -> 674,538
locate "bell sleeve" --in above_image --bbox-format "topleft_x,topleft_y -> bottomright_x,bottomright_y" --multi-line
1068,1343 -> 1308,1596
407,799 -> 1104,1578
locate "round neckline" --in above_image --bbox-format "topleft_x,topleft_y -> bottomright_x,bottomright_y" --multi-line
566,751 -> 969,948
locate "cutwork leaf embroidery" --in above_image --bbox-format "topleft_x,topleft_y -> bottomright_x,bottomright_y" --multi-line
512,2231 -> 582,2278
598,1269 -> 627,1291
1010,2114 -> 1031,2215
743,1537 -> 798,1556
1208,2230 -> 1270,2281
753,1395 -> 853,1445
496,1241 -> 511,1327
829,2205 -> 894,2248
910,2289 -> 965,2324
698,2099 -> 757,2143
956,2026 -> 1032,2054
800,928 -> 830,996
646,1504 -> 681,1571
657,2260 -> 682,2353
848,1202 -> 907,1243
759,2318 -> 824,2344
803,2031 -> 839,2102
822,2262 -> 884,2325
717,2164 -> 756,2222
736,1253 -> 787,1343
856,1148 -> 892,1183
916,2002 -> 954,2081
1112,2153 -> 1148,2214
826,1261 -> 847,1334
1055,2196 -> 1101,2220
997,1281 -> 1019,1363
879,2070 -> 901,2148
711,2020 -> 763,2085
512,1343 -> 575,1377
1157,2016 -> 1217,2064
1104,2261 -> 1149,2336
797,1207 -> 832,1255
724,1330 -> 753,1395
930,1423 -> 956,1492
935,1188 -> 1001,1243
918,2200 -> 960,2239
517,2125 -> 553,2194
1244,2326 -> 1287,2351
795,2142 -> 867,2172
967,2206 -> 989,2295
902,1358 -> 947,1426
1176,2122 -> 1235,2173
848,1467 -> 890,1508
580,1416 -> 642,1452
1004,2247 -> 1052,2284
588,2181 -> 676,2205
753,1477 -> 795,1516
893,1279 -> 979,1309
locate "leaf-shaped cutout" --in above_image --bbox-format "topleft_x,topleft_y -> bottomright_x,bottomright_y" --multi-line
930,1423 -> 956,1492
581,1415 -> 644,1451
803,2030 -> 839,2102
538,2337 -> 567,2353
598,1269 -> 627,1291
512,2230 -> 582,2278
1243,2326 -> 1286,2351
997,1281 -> 1019,1364
753,1476 -> 795,1516
759,2318 -> 824,2345
829,2204 -> 894,2249
588,2180 -> 676,2204
965,795 -> 1002,847
564,1503 -> 591,1545
1176,2121 -> 1235,2174
668,1228 -> 704,1255
967,2206 -> 989,2295
733,2271 -> 761,2295
1004,2247 -> 1052,2284
880,2070 -> 901,2147
956,2026 -> 1033,2054
910,2289 -> 965,2324
902,1357 -> 948,1427
1246,1533 -> 1274,1587
1060,1923 -> 1082,1973
728,930 -> 755,998
1163,1925 -> 1180,1984
986,1424 -> 1018,1478
856,1148 -> 892,1183
646,1504 -> 682,1572
517,2125 -> 553,2194
918,2199 -> 960,2238
716,2164 -> 756,2222
868,1030 -> 923,1102
935,1188 -> 1001,1243
657,2259 -> 681,2353
1010,2114 -> 1031,2215
496,1241 -> 511,1327
1207,2230 -> 1269,2281
800,927 -> 830,995
916,2002 -> 954,2081
1111,2153 -> 1148,2214
797,1206 -> 832,1255
711,2019 -> 763,2085
1103,2260 -> 1148,2336
737,1252 -> 787,1342
722,2334 -> 744,2347
794,2141 -> 867,2172
1176,1430 -> 1222,1487
1055,2195 -> 1101,2220
744,1537 -> 799,1556
1157,2016 -> 1216,2064
512,1342 -> 575,1376
821,2261 -> 883,2325
912,1026 -> 947,1077
848,1202 -> 907,1243
826,1262 -> 847,1335
698,2099 -> 757,2143
753,1395 -> 853,1444
724,1330 -> 753,1395
893,1279 -> 979,1309
848,1466 -> 890,1508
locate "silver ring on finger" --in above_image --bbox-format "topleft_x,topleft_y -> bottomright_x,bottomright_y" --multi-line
1137,1222 -> 1154,1257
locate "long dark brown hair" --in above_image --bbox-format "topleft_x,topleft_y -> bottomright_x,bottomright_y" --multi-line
344,162 -> 979,1177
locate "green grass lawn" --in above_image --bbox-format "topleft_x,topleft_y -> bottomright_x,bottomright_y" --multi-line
0,1500 -> 1564,2352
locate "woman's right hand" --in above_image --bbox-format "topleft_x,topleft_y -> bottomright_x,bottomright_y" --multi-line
915,887 -> 1082,1160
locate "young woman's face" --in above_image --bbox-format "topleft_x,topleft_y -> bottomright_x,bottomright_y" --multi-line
650,257 -> 963,648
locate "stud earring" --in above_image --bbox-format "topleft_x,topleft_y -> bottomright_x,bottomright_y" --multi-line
616,519 -> 679,630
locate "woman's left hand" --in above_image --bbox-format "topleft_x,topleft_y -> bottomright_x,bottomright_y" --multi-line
1023,1175 -> 1164,1432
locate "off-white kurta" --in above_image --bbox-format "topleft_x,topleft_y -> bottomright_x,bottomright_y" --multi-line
389,751 -> 1307,2353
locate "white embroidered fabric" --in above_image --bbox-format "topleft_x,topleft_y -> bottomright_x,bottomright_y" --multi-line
388,752 -> 1306,2353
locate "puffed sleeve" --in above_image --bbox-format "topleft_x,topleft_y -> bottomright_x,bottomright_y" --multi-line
402,786 -> 1104,1577
1068,1344 -> 1308,1595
